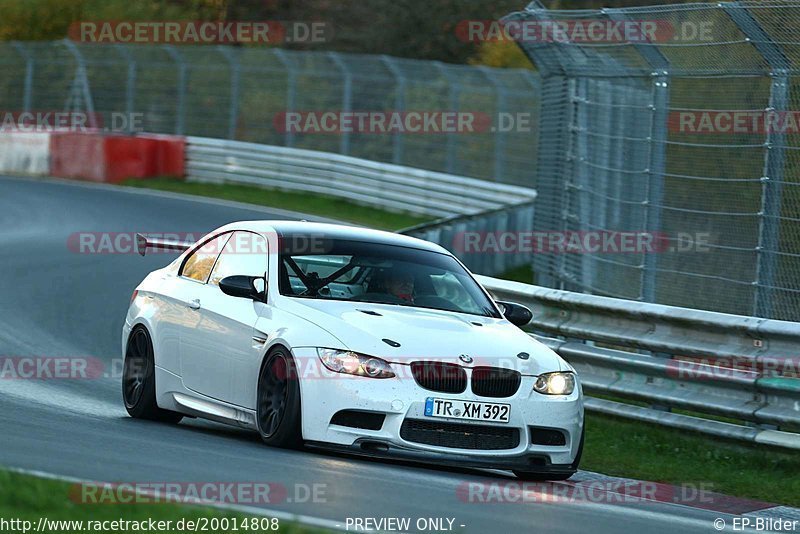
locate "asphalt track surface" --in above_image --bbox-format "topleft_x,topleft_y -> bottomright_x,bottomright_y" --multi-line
0,176 -> 739,533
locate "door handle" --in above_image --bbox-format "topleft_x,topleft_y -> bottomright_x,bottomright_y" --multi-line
187,298 -> 201,310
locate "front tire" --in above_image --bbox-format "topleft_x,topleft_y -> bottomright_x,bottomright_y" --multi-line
256,347 -> 303,448
122,326 -> 183,424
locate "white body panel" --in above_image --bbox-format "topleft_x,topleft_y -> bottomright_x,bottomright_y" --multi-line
123,221 -> 584,470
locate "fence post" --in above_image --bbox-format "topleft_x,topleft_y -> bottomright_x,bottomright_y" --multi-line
723,2 -> 790,319
61,40 -> 97,128
11,42 -> 33,112
218,46 -> 241,140
162,45 -> 186,136
328,52 -> 352,156
605,8 -> 671,304
574,78 -> 597,294
478,66 -> 508,182
435,63 -> 461,174
381,55 -> 406,165
114,44 -> 136,134
502,2 -> 575,290
273,49 -> 296,148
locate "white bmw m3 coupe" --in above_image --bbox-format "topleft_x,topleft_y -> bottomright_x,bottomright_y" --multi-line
122,221 -> 584,480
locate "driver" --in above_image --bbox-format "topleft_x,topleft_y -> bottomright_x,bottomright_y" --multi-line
384,267 -> 415,302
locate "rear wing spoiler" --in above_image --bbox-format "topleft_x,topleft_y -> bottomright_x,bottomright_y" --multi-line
136,233 -> 194,256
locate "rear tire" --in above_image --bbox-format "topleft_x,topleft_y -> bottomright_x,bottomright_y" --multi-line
513,426 -> 584,481
122,326 -> 183,424
256,347 -> 303,449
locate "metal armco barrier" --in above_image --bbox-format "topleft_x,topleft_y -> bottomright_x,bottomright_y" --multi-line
185,136 -> 538,218
478,275 -> 800,450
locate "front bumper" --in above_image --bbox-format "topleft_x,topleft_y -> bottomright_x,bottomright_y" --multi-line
293,348 -> 584,470
307,439 -> 578,475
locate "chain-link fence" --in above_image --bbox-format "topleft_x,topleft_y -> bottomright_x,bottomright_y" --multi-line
0,41 -> 540,188
2,0 -> 800,323
504,0 -> 800,322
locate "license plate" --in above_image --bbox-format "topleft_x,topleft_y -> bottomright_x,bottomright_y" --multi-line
424,397 -> 510,423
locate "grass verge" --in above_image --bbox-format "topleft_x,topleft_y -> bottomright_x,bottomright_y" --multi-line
118,178 -> 799,508
583,412 -> 800,507
0,470 -> 327,533
122,178 -> 432,231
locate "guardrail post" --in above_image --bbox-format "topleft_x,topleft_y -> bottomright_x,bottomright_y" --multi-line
381,55 -> 406,165
114,44 -> 136,134
723,2 -> 790,319
273,49 -> 296,148
162,45 -> 187,136
605,9 -> 670,304
60,40 -> 97,128
218,46 -> 241,140
478,66 -> 508,182
436,63 -> 461,175
328,52 -> 352,156
11,42 -> 33,112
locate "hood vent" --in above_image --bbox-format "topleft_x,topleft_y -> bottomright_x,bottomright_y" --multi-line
358,309 -> 382,316
382,338 -> 401,347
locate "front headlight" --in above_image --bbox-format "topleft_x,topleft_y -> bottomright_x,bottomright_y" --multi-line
316,348 -> 395,379
533,372 -> 576,395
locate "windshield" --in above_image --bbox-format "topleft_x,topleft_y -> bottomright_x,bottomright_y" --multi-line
278,238 -> 501,318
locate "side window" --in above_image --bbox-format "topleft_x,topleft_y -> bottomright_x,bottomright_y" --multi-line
180,233 -> 232,283
209,231 -> 268,288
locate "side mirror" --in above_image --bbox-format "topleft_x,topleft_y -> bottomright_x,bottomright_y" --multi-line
219,275 -> 264,300
496,300 -> 533,327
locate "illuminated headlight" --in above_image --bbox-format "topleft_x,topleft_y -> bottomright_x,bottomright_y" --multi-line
316,348 -> 395,379
533,372 -> 576,395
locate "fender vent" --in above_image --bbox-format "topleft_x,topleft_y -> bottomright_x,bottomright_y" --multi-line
330,410 -> 385,431
529,427 -> 567,446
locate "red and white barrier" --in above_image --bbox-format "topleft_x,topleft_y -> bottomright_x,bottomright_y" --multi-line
0,132 -> 52,175
0,130 -> 185,183
50,132 -> 185,183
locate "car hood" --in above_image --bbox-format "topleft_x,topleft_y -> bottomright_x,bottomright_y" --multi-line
283,298 -> 564,375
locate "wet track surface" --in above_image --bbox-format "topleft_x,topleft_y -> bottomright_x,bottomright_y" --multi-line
0,177 -> 731,533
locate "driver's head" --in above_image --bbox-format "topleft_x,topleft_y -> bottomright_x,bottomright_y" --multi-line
385,267 -> 414,301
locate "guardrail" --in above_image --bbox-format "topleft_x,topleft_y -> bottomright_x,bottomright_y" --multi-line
478,275 -> 800,450
185,137 -> 538,218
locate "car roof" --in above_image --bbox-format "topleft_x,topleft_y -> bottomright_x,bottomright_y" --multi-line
216,220 -> 450,255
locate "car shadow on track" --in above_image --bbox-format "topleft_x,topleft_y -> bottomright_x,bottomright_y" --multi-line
124,415 -> 520,482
